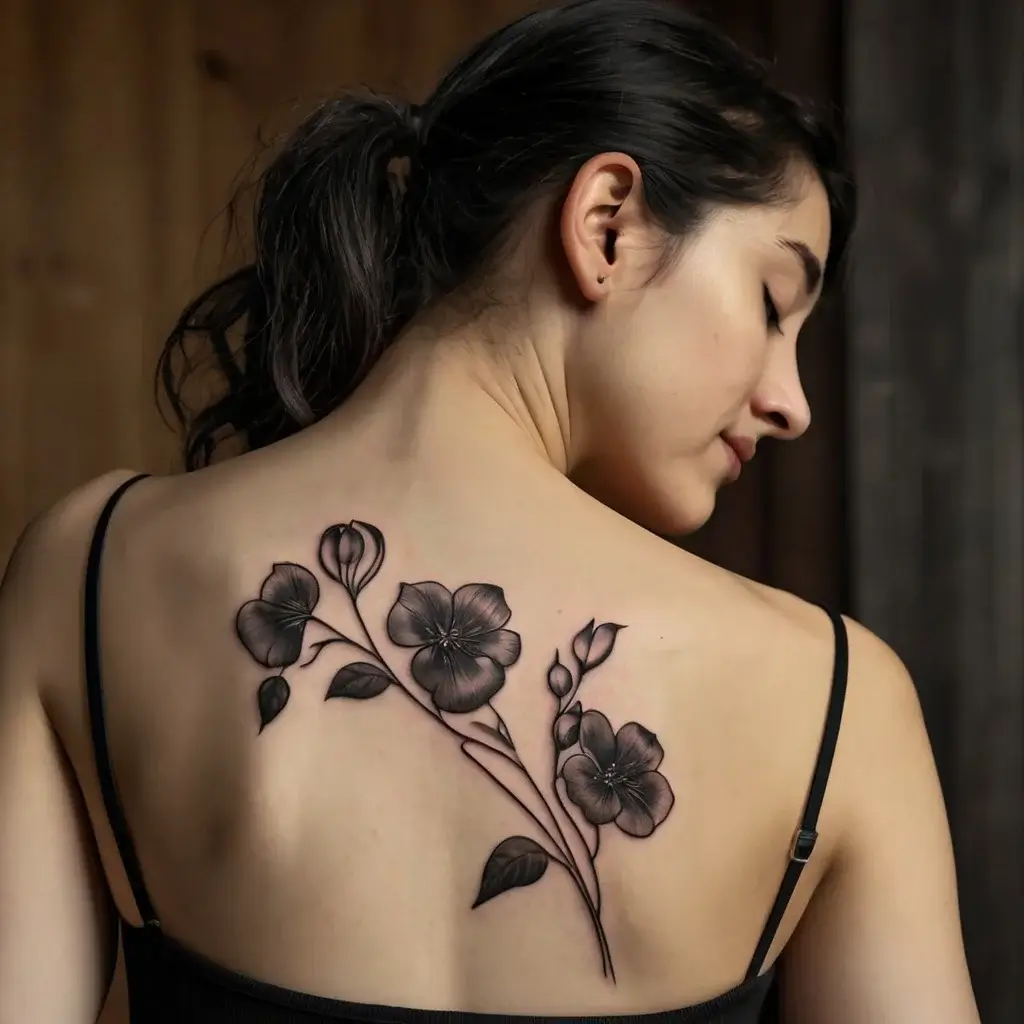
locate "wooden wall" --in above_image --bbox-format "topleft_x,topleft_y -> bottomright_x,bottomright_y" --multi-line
0,0 -> 539,566
846,0 -> 1024,1019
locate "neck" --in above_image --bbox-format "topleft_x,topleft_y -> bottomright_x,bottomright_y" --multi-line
324,316 -> 574,479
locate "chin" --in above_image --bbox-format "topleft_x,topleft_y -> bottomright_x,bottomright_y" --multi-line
572,459 -> 717,537
646,495 -> 716,538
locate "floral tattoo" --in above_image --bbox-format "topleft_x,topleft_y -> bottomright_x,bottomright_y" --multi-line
235,521 -> 675,980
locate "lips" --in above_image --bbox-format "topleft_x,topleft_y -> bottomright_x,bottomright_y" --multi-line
722,434 -> 756,465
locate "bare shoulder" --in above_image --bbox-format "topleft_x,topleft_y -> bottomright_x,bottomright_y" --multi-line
0,471 -> 145,1019
3,469 -> 143,574
746,574 -> 923,716
0,470 -> 146,696
747,579 -> 933,826
733,589 -> 979,1019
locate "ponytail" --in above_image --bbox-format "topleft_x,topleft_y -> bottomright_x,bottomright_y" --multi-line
158,94 -> 423,469
159,0 -> 854,472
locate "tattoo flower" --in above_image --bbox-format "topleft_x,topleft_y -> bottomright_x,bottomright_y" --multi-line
386,582 -> 521,713
562,710 -> 674,837
236,563 -> 319,668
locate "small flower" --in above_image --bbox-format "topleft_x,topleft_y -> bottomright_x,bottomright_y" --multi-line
561,710 -> 674,837
386,581 -> 522,713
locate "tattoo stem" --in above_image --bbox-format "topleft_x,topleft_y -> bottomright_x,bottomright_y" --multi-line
347,592 -> 615,978
462,742 -> 614,979
305,618 -> 384,670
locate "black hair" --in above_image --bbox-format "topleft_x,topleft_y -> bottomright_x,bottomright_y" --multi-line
158,0 -> 856,470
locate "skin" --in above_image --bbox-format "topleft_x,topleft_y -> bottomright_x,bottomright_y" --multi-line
0,154 -> 979,1023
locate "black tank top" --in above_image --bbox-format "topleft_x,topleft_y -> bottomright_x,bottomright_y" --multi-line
85,475 -> 849,1023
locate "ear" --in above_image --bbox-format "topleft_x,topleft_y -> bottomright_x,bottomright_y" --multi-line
559,152 -> 652,303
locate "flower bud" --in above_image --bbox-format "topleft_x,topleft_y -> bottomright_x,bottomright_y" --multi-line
318,524 -> 363,585
547,652 -> 573,698
555,701 -> 583,749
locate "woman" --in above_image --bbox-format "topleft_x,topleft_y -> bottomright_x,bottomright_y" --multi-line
0,1 -> 979,1021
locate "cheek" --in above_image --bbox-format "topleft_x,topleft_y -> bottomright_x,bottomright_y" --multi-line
701,326 -> 767,410
565,310 -> 765,534
572,303 -> 766,454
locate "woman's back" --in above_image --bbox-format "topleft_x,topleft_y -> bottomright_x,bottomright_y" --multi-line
45,426 -> 844,1016
0,2 -> 978,1020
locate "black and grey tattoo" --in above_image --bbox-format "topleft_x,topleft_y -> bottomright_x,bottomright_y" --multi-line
235,520 -> 675,980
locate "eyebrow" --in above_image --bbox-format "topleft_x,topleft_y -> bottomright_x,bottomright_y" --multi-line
778,238 -> 823,296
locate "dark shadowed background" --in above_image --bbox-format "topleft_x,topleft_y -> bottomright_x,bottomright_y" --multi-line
0,1 -> 1020,1021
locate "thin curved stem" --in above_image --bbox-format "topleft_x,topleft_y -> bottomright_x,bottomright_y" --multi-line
494,740 -> 612,975
350,603 -> 388,664
550,770 -> 605,909
554,858 -> 615,980
461,744 -> 613,979
306,617 -> 383,668
458,744 -> 570,869
348,594 -> 614,978
552,663 -> 610,919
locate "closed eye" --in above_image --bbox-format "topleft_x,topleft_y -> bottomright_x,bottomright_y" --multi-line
763,286 -> 782,333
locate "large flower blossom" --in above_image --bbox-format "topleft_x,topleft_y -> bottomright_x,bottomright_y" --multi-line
562,710 -> 674,837
387,582 -> 521,713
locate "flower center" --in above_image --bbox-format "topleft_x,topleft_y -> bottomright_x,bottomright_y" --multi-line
599,762 -> 628,788
437,627 -> 463,649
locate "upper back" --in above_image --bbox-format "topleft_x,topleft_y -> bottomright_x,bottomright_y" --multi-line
34,448 -> 847,1017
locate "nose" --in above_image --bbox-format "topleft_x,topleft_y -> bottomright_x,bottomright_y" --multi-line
752,347 -> 811,440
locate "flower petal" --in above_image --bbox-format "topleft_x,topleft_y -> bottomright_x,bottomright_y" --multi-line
260,563 -> 319,615
562,754 -> 621,825
318,527 -> 345,583
349,521 -> 385,594
614,722 -> 665,773
468,628 -> 521,667
615,771 -> 675,838
411,645 -> 505,713
408,643 -> 444,694
236,600 -> 308,668
452,583 -> 512,638
577,710 -> 617,770
386,582 -> 452,647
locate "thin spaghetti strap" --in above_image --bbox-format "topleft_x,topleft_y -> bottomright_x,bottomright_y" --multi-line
745,605 -> 849,979
83,473 -> 161,929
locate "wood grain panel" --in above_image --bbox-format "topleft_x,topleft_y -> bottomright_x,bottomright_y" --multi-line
0,0 -> 31,545
0,0 -> 542,568
847,0 -> 1024,1018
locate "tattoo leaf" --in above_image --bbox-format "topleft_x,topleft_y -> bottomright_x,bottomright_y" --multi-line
237,563 -> 319,668
573,621 -> 626,674
471,721 -> 515,750
257,676 -> 290,731
472,836 -> 550,908
326,662 -> 392,700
